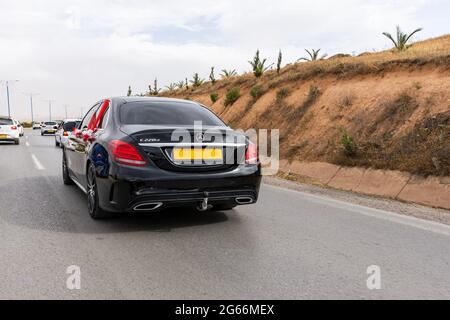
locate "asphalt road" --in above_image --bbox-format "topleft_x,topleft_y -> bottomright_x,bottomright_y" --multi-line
0,129 -> 449,299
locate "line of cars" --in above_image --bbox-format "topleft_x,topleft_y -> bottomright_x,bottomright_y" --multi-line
4,97 -> 262,219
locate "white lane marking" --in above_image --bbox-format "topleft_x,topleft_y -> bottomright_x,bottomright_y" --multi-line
265,184 -> 450,237
31,153 -> 45,171
25,141 -> 30,147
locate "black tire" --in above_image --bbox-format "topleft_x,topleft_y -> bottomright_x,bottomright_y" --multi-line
41,132 -> 44,136
14,139 -> 19,145
214,203 -> 237,211
62,152 -> 73,185
86,163 -> 110,219
55,140 -> 60,147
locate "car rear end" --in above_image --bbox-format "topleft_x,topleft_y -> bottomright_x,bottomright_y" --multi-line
41,121 -> 58,135
0,117 -> 20,144
97,99 -> 261,213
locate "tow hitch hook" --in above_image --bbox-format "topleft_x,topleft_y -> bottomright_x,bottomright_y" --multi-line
197,192 -> 210,212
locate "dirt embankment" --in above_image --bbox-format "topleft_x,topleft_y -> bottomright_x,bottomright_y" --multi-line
163,35 -> 450,177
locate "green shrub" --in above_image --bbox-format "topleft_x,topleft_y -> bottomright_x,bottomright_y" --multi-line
210,93 -> 218,103
341,130 -> 356,156
224,87 -> 240,106
250,85 -> 264,100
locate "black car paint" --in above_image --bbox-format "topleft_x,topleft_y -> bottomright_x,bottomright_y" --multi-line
63,97 -> 261,213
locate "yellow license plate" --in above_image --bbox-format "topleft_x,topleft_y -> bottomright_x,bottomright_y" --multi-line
173,147 -> 223,160
0,134 -> 7,139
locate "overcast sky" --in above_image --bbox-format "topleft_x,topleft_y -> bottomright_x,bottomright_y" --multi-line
0,0 -> 448,121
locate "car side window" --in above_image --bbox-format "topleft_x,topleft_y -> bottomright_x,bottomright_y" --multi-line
80,103 -> 100,130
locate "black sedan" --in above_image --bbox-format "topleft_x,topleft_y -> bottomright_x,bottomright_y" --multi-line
62,97 -> 261,219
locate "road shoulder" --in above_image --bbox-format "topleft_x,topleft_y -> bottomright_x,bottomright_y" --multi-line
263,176 -> 450,226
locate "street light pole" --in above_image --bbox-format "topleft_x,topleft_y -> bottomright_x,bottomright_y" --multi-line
22,92 -> 39,123
64,105 -> 68,119
44,99 -> 55,121
1,80 -> 19,117
6,84 -> 10,117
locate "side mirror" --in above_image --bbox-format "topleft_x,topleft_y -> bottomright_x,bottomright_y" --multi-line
63,121 -> 77,132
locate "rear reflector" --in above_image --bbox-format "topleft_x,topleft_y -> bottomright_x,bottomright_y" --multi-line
109,140 -> 147,167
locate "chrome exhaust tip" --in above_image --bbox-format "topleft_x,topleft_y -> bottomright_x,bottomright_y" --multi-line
235,196 -> 254,205
133,202 -> 163,211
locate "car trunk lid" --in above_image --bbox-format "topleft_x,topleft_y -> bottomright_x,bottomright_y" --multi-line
120,125 -> 247,172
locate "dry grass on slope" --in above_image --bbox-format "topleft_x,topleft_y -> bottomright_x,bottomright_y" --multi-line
163,35 -> 450,177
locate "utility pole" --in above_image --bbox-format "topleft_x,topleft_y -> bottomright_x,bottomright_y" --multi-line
1,80 -> 19,117
22,92 -> 39,123
44,99 -> 55,121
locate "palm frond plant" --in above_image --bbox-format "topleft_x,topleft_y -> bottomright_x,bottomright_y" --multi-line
298,49 -> 327,61
176,81 -> 185,90
209,67 -> 216,84
220,69 -> 237,78
165,83 -> 176,93
190,73 -> 204,87
382,25 -> 423,51
248,49 -> 272,77
149,78 -> 161,95
127,85 -> 132,97
276,50 -> 282,74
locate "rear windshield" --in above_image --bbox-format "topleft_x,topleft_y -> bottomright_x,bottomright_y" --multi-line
119,101 -> 226,126
0,119 -> 13,125
44,122 -> 57,125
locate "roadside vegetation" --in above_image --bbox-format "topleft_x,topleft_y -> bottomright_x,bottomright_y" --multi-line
382,25 -> 423,52
298,49 -> 327,61
224,87 -> 240,107
132,31 -> 450,177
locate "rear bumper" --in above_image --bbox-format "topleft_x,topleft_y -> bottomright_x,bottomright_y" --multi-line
96,165 -> 262,213
0,132 -> 19,140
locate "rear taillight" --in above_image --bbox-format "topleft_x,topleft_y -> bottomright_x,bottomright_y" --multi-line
109,140 -> 147,167
11,126 -> 17,130
63,131 -> 68,136
245,142 -> 258,165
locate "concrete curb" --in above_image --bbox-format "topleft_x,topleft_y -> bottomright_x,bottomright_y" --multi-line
278,161 -> 450,210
